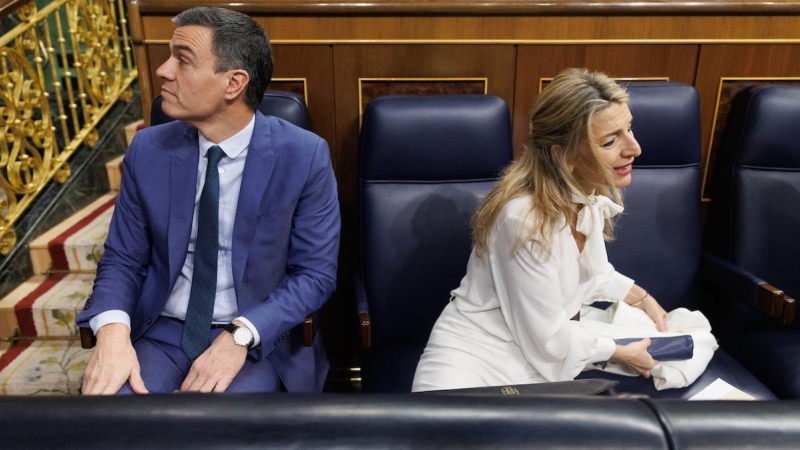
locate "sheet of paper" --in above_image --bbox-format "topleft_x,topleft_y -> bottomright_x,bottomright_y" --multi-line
689,378 -> 756,401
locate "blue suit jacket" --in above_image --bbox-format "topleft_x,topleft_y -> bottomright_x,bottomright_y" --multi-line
77,111 -> 341,392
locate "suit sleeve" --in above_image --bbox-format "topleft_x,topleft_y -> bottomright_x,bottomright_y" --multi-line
76,135 -> 151,327
242,138 -> 340,360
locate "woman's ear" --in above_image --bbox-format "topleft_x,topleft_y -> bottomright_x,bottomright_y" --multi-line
550,145 -> 574,172
224,69 -> 250,101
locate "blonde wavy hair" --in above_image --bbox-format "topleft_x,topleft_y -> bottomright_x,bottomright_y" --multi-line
472,68 -> 629,257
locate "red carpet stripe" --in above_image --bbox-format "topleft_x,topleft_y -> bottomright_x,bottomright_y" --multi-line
15,274 -> 67,337
0,341 -> 32,371
48,195 -> 117,271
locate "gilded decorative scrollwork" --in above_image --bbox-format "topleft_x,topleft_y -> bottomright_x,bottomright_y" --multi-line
0,49 -> 54,197
14,2 -> 38,23
67,0 -> 123,115
0,226 -> 16,255
0,0 -> 137,254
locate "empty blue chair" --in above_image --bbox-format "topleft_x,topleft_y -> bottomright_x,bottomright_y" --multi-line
357,95 -> 513,392
705,85 -> 800,398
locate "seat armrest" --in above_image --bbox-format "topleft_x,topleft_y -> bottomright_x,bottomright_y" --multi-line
302,314 -> 315,347
700,252 -> 795,326
80,327 -> 96,349
354,271 -> 371,348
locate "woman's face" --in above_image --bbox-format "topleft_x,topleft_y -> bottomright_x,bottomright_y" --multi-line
571,102 -> 642,193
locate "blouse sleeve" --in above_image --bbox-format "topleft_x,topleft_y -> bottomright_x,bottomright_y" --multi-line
589,266 -> 635,303
492,214 -> 616,382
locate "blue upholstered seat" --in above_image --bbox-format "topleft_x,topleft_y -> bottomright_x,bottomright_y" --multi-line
357,95 -> 513,392
151,90 -> 310,129
576,82 -> 775,400
704,85 -> 800,398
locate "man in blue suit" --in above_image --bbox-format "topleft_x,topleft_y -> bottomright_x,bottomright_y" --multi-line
77,7 -> 340,394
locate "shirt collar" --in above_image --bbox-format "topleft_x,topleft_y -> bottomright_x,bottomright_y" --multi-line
198,114 -> 256,160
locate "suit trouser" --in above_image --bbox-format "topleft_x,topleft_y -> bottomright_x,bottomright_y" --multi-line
116,316 -> 282,394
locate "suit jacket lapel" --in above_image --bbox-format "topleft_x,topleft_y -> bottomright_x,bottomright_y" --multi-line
232,112 -> 277,294
167,128 -> 200,292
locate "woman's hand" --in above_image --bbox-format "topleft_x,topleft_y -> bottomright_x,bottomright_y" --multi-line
641,294 -> 668,332
610,338 -> 657,378
625,285 -> 668,332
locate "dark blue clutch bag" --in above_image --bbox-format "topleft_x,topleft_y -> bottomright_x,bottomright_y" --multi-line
613,335 -> 694,361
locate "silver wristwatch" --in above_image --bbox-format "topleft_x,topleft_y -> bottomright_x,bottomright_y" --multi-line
224,323 -> 254,348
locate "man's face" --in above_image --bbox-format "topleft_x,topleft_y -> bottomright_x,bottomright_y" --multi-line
155,25 -> 230,125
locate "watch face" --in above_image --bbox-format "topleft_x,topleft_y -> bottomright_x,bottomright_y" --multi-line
232,327 -> 253,347
226,324 -> 253,347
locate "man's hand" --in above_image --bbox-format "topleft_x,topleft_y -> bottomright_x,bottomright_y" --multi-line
180,321 -> 248,392
610,338 -> 658,378
81,323 -> 148,395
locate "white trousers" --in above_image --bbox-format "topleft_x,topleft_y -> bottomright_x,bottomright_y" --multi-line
412,302 -> 546,392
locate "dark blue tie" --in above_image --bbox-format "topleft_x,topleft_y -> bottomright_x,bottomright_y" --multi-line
181,145 -> 223,360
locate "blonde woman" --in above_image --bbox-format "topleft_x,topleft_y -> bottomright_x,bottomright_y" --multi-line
412,68 -> 669,392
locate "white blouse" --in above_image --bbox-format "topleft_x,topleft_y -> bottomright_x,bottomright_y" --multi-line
443,194 -> 633,382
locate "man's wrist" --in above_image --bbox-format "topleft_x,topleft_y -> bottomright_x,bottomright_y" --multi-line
225,321 -> 255,348
94,322 -> 132,345
233,316 -> 261,347
89,310 -> 131,334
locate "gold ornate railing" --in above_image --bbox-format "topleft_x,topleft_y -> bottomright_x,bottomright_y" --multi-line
0,0 -> 136,254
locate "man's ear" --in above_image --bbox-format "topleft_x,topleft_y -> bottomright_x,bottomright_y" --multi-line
550,145 -> 573,172
224,69 -> 250,101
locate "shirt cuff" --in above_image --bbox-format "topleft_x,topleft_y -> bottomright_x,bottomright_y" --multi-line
591,336 -> 617,363
235,316 -> 261,347
597,271 -> 636,302
89,310 -> 131,335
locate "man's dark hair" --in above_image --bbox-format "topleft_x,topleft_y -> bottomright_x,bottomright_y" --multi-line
173,7 -> 273,110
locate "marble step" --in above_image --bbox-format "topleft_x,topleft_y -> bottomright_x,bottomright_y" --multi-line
29,193 -> 117,275
28,119 -> 137,274
124,119 -> 144,148
0,339 -> 89,395
105,118 -> 141,191
106,154 -> 123,192
0,273 -> 93,340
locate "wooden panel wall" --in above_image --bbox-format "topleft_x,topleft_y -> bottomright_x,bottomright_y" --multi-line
127,0 -> 800,389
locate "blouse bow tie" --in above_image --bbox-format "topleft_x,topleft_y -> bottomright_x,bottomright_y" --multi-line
570,191 -> 625,302
574,193 -> 624,237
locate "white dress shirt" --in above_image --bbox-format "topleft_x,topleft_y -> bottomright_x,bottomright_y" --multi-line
90,115 -> 262,346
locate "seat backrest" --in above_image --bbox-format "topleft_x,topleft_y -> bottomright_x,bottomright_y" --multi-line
150,90 -> 310,130
706,85 -> 800,304
358,94 -> 513,392
606,82 -> 703,311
